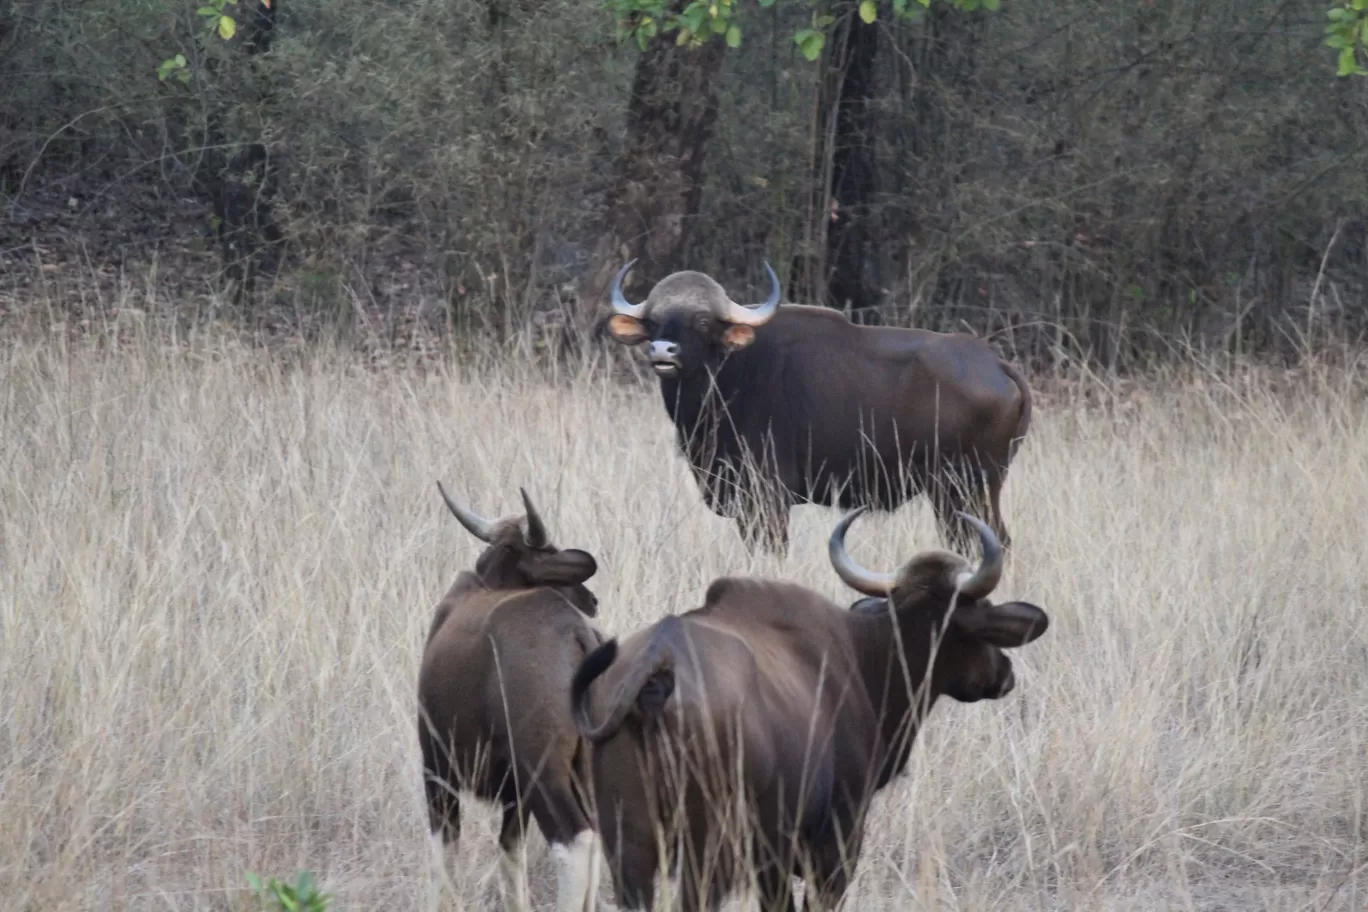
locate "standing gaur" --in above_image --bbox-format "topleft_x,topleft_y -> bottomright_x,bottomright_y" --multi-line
603,261 -> 1033,557
417,483 -> 603,912
570,510 -> 1049,912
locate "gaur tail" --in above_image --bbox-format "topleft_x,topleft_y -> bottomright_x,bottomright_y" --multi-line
568,624 -> 608,817
574,624 -> 605,658
999,359 -> 1033,460
570,627 -> 677,744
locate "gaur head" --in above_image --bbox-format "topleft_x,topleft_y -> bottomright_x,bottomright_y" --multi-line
829,508 -> 1048,703
604,260 -> 783,378
436,482 -> 600,617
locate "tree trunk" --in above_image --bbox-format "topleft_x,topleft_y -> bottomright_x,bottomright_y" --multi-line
198,0 -> 281,308
578,19 -> 726,332
886,4 -> 982,323
822,6 -> 882,323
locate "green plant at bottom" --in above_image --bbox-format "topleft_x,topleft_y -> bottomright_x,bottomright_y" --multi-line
245,871 -> 331,912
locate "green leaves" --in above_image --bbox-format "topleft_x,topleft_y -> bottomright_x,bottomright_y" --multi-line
246,871 -> 331,912
793,27 -> 825,61
157,0 -> 269,82
1325,2 -> 1368,76
196,0 -> 239,44
605,0 -> 997,66
156,53 -> 189,83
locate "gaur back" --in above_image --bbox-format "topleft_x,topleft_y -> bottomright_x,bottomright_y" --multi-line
417,483 -> 603,912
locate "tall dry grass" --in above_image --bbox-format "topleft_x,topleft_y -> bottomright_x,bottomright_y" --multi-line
2,323 -> 1367,911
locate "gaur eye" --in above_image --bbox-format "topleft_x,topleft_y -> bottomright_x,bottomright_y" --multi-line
697,316 -> 711,331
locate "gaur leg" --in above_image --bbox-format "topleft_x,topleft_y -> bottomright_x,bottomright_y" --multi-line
594,753 -> 661,911
418,721 -> 461,845
734,472 -> 791,557
547,828 -> 600,912
602,834 -> 660,912
983,467 -> 1011,550
677,820 -> 733,912
927,468 -> 977,556
951,459 -> 1012,552
801,831 -> 863,912
754,861 -> 799,912
721,443 -> 792,557
498,803 -> 533,912
736,500 -> 789,556
524,774 -> 601,912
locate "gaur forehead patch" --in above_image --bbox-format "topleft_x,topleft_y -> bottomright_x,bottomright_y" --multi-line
649,298 -> 717,321
896,552 -> 970,589
645,273 -> 730,319
487,516 -> 525,540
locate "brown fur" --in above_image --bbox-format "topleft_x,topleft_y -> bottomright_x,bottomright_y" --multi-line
606,268 -> 1036,556
569,519 -> 1049,912
417,494 -> 604,860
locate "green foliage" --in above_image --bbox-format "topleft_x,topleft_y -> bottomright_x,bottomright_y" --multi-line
200,0 -> 240,42
158,0 -> 270,81
245,871 -> 331,912
1325,0 -> 1368,76
157,53 -> 190,83
607,0 -> 1365,79
608,0 -> 992,59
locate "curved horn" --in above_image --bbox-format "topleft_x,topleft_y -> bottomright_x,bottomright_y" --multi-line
952,512 -> 1004,600
723,260 -> 782,327
828,506 -> 896,597
436,480 -> 494,543
609,259 -> 646,318
519,486 -> 549,548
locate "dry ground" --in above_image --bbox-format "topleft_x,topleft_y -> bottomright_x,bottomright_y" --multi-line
2,326 -> 1367,911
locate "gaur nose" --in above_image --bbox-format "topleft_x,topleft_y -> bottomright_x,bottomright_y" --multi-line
650,340 -> 680,358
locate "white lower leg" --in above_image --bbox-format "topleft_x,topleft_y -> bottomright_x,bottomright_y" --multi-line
428,832 -> 467,909
499,837 -> 531,912
424,833 -> 445,911
550,829 -> 600,912
585,832 -> 603,912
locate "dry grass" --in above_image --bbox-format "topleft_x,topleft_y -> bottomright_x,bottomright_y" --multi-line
2,323 -> 1367,911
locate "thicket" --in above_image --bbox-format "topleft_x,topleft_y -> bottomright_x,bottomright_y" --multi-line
1,0 -> 1365,369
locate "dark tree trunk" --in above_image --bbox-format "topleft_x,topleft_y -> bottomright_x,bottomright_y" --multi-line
885,4 -> 982,323
579,18 -> 726,332
822,6 -> 882,323
198,0 -> 281,307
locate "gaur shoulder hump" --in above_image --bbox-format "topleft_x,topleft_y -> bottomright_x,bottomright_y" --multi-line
704,577 -> 749,607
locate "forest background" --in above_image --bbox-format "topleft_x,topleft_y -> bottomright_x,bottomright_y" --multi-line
2,0 -> 1367,369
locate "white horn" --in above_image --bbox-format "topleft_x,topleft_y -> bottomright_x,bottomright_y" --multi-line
609,259 -> 646,318
828,506 -> 895,597
436,481 -> 495,543
723,261 -> 782,327
520,487 -> 549,549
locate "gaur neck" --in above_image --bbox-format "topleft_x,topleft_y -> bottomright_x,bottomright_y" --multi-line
659,355 -> 749,450
844,608 -> 939,789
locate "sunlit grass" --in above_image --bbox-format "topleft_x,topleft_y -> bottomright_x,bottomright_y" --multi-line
2,322 -> 1366,910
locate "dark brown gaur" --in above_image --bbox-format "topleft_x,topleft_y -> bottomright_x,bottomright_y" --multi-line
417,482 -> 604,912
603,261 -> 1034,557
570,510 -> 1049,912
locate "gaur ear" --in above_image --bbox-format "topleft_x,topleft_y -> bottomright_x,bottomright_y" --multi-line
954,600 -> 1049,648
720,324 -> 756,351
530,548 -> 598,586
606,314 -> 649,345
